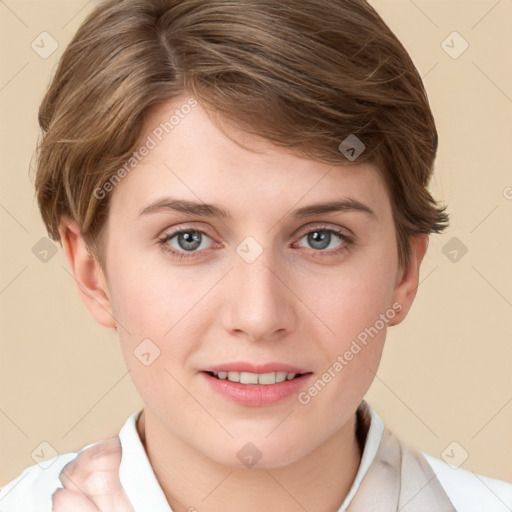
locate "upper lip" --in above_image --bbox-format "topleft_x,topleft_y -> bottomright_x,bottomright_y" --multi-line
201,362 -> 311,374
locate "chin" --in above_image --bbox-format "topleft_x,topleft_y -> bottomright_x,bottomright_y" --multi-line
206,437 -> 308,470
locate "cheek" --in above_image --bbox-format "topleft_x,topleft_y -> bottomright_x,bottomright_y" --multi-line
107,253 -> 195,335
300,242 -> 398,390
309,278 -> 390,386
308,258 -> 396,344
109,273 -> 192,414
106,257 -> 217,386
298,273 -> 393,417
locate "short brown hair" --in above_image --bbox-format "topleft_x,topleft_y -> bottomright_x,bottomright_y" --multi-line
35,0 -> 448,270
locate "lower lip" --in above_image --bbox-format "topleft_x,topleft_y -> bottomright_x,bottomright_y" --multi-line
200,372 -> 313,407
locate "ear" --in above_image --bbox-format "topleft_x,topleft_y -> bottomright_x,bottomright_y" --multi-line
58,218 -> 116,328
388,235 -> 429,327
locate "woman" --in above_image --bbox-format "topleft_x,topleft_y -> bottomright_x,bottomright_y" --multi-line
1,1 -> 511,510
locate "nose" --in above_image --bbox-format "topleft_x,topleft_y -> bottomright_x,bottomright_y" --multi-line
221,244 -> 297,343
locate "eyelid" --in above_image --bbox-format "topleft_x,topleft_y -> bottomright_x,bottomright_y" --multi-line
159,221 -> 353,243
294,222 -> 354,239
159,222 -> 218,240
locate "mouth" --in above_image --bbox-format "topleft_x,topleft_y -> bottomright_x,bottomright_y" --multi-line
200,364 -> 314,406
204,370 -> 307,385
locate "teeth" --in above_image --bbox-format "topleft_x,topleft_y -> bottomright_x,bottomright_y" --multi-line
258,372 -> 276,385
276,371 -> 287,383
212,371 -> 301,385
240,372 -> 259,384
227,371 -> 240,382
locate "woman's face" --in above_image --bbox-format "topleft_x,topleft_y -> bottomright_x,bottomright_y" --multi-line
95,94 -> 419,468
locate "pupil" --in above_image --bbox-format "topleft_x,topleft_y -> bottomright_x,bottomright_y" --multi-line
179,231 -> 201,251
309,231 -> 330,250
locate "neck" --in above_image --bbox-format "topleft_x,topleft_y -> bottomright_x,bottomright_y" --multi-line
137,409 -> 363,512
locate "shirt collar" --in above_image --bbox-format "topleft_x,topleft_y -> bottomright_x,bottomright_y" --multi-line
119,410 -> 172,511
118,400 -> 385,511
338,399 -> 385,510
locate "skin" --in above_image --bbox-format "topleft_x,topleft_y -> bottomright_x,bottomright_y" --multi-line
52,437 -> 132,511
54,93 -> 428,512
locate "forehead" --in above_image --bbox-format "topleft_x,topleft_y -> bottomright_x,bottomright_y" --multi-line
109,96 -> 391,220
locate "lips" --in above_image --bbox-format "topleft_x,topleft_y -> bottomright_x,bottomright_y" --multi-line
199,362 -> 313,406
202,362 -> 310,375
200,369 -> 313,407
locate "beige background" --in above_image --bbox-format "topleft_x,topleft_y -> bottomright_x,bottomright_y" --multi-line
1,0 -> 511,487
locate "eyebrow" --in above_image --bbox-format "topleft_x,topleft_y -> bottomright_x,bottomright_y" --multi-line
138,197 -> 377,220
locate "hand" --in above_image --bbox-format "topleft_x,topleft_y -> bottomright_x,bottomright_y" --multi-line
51,436 -> 133,511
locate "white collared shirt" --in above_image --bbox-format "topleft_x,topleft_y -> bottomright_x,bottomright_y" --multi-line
1,403 -> 511,511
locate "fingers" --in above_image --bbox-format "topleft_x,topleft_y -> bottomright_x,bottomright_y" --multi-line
81,436 -> 123,467
56,436 -> 133,512
59,436 -> 122,486
52,488 -> 102,511
60,466 -> 124,496
60,437 -> 122,482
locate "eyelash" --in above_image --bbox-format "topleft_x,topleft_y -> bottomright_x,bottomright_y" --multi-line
157,225 -> 354,260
